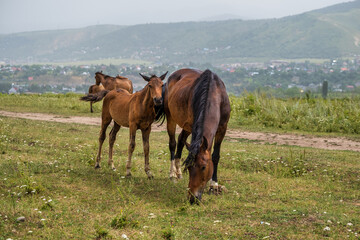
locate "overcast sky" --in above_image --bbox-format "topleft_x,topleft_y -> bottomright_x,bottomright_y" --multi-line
0,0 -> 353,34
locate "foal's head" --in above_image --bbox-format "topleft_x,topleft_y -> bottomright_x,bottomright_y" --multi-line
94,71 -> 104,85
139,72 -> 167,106
185,137 -> 213,204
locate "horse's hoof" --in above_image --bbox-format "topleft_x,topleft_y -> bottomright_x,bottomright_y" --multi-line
208,184 -> 227,195
148,175 -> 154,180
126,173 -> 132,178
169,172 -> 177,180
176,174 -> 183,179
94,165 -> 101,169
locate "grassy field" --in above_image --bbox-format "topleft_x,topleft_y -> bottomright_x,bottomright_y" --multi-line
1,109 -> 360,238
0,93 -> 101,117
1,93 -> 360,142
230,93 -> 360,137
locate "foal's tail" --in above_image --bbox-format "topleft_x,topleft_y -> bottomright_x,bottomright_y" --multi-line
80,90 -> 109,103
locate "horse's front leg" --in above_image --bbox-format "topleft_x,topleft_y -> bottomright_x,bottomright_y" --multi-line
126,125 -> 137,177
141,126 -> 153,179
166,117 -> 177,180
209,124 -> 228,194
174,130 -> 191,179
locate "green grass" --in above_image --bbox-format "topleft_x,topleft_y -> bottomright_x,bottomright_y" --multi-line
0,116 -> 359,239
1,93 -> 360,139
0,93 -> 101,117
230,93 -> 360,136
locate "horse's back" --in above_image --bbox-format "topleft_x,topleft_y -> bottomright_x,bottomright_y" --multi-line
101,89 -> 131,126
88,84 -> 104,94
167,68 -> 202,86
114,76 -> 133,93
165,68 -> 230,131
166,68 -> 204,105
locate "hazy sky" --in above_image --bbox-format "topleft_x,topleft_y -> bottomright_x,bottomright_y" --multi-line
0,0 -> 353,34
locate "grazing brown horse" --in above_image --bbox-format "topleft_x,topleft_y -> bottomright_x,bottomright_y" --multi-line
81,72 -> 167,178
162,68 -> 230,204
95,71 -> 134,93
88,84 -> 105,113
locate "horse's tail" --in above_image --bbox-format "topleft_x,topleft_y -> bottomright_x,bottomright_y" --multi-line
183,69 -> 213,168
154,83 -> 167,125
80,90 -> 110,103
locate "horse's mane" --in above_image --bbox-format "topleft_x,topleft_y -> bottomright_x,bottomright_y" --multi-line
183,69 -> 213,168
95,71 -> 113,79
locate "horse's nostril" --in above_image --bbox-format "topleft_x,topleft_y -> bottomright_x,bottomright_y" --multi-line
154,97 -> 162,104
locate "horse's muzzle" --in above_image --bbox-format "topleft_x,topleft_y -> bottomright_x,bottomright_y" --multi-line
153,97 -> 163,106
188,192 -> 202,205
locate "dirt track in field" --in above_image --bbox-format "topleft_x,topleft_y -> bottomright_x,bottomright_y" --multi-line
1,110 -> 359,152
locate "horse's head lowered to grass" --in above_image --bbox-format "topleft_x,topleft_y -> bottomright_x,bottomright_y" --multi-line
184,136 -> 213,204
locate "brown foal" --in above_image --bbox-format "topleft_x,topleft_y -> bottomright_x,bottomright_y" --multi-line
81,72 -> 167,178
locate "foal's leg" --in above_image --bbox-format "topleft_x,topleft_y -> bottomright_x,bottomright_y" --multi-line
141,126 -> 153,179
210,124 -> 227,193
108,121 -> 121,170
90,102 -> 93,113
167,116 -> 177,179
126,125 -> 137,177
174,130 -> 191,179
95,118 -> 112,169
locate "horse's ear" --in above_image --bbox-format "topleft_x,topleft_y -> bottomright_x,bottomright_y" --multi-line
139,73 -> 150,82
160,71 -> 168,80
201,137 -> 208,151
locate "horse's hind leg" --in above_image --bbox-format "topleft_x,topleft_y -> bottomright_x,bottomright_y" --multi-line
90,102 -> 93,113
108,121 -> 121,170
126,125 -> 137,177
95,117 -> 112,169
141,126 -> 153,179
174,130 -> 191,179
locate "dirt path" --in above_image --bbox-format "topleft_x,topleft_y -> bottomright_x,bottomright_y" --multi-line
1,110 -> 359,152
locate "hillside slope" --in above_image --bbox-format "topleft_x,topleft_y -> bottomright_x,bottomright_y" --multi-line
1,1 -> 359,63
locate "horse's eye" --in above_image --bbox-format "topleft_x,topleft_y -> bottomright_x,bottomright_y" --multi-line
201,166 -> 206,171
149,85 -> 153,88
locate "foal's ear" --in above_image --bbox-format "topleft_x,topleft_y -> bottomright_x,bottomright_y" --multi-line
139,73 -> 150,82
160,71 -> 168,80
201,137 -> 208,151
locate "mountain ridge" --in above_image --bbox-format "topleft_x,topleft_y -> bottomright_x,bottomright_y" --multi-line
1,1 -> 359,64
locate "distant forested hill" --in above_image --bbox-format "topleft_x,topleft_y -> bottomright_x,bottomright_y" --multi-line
1,0 -> 359,63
